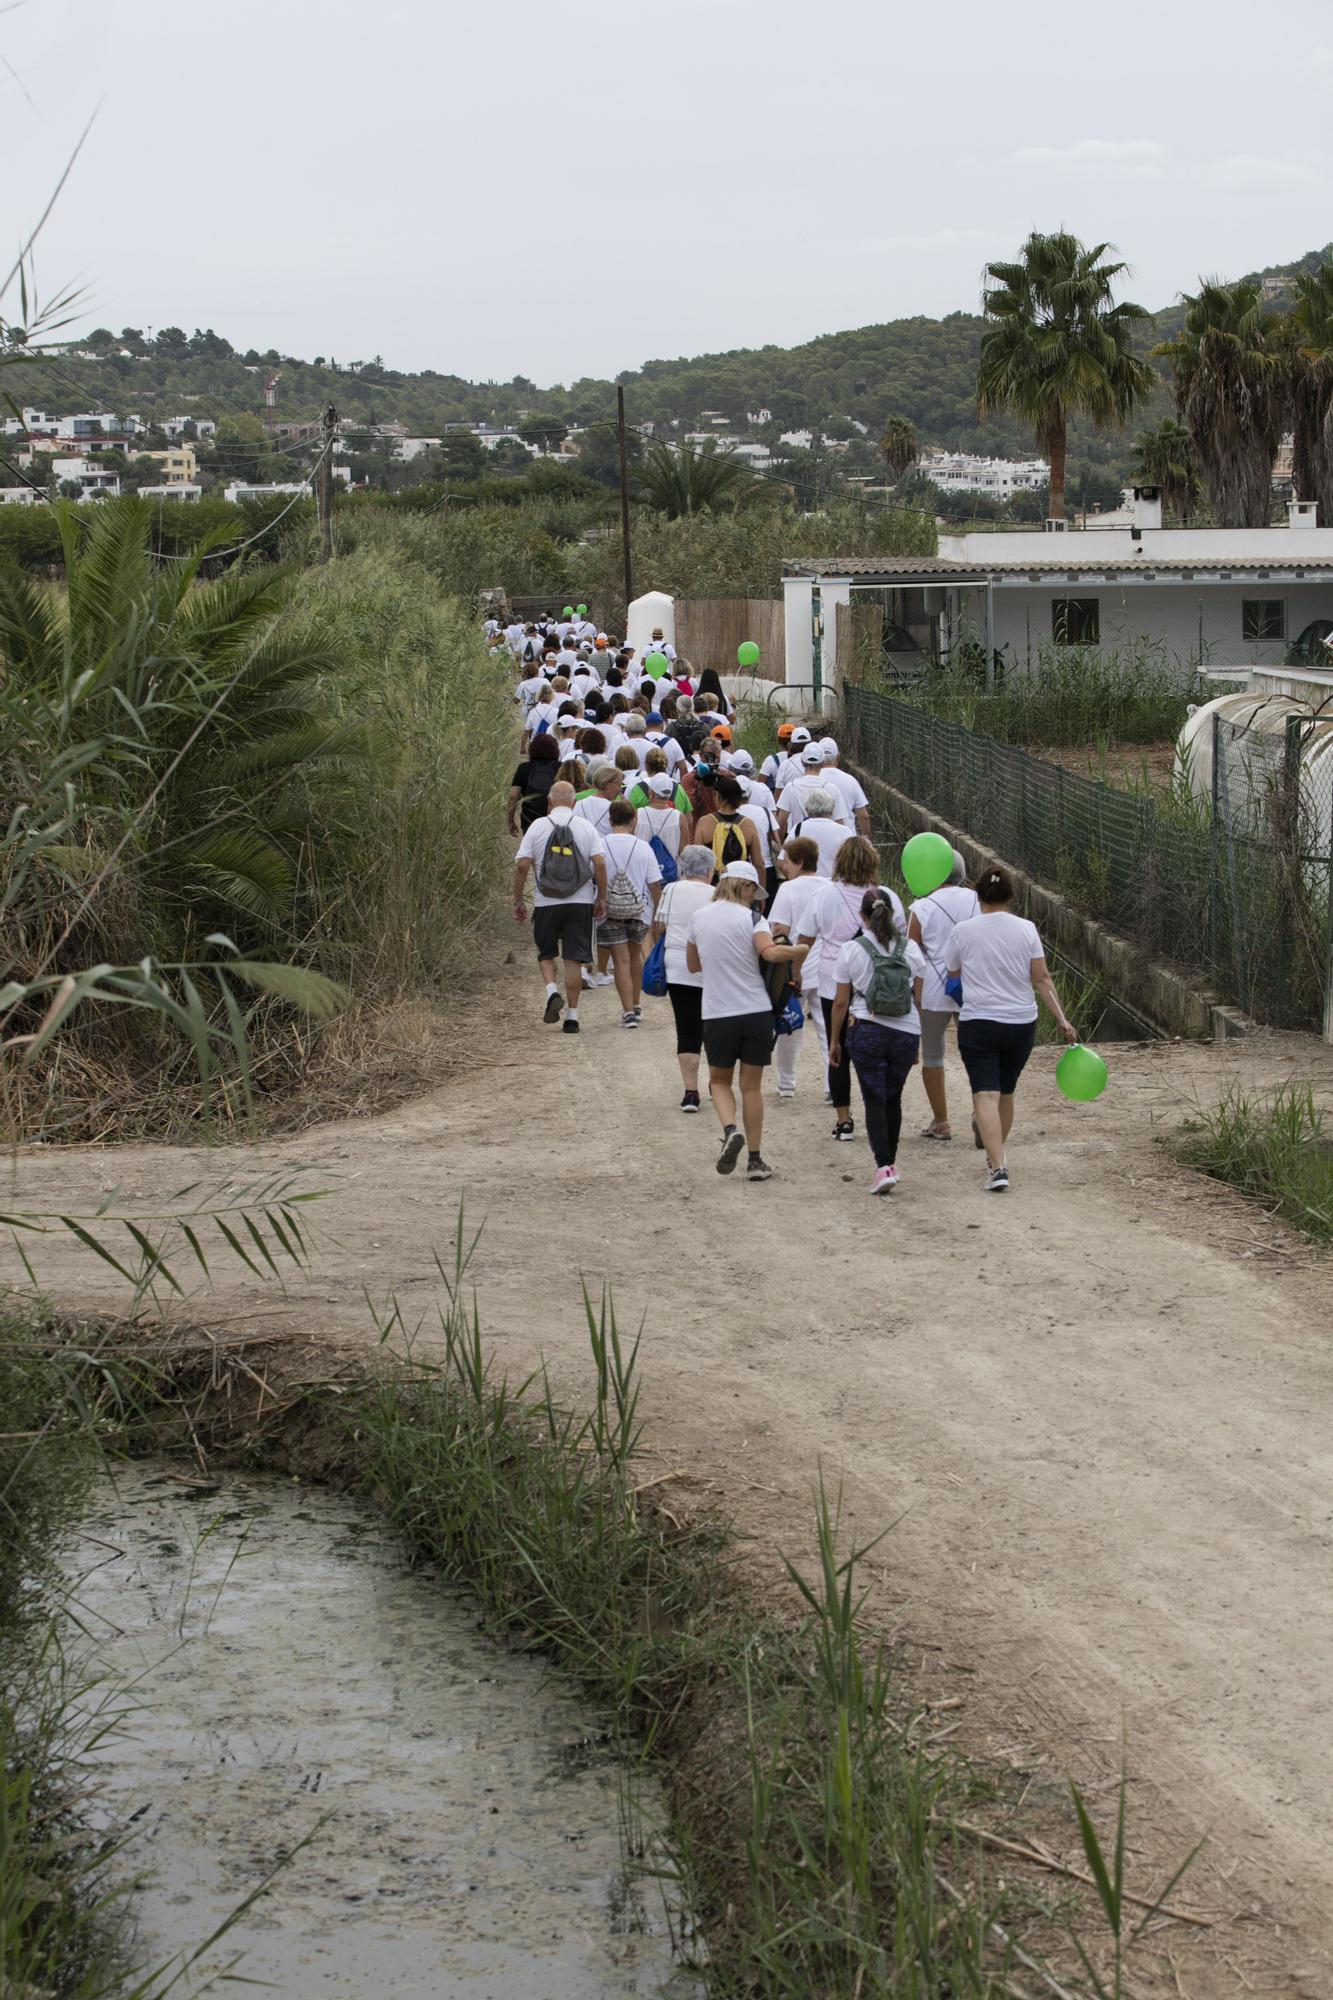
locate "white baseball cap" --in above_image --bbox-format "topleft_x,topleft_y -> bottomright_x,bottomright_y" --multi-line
722,860 -> 760,885
801,743 -> 824,766
819,737 -> 839,761
647,772 -> 675,797
728,748 -> 754,773
791,726 -> 812,744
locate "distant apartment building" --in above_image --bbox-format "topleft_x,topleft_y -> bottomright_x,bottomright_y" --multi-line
920,450 -> 1049,498
141,445 -> 198,485
138,484 -> 203,503
51,457 -> 121,498
223,481 -> 309,504
395,436 -> 442,460
162,416 -> 217,441
779,429 -> 813,451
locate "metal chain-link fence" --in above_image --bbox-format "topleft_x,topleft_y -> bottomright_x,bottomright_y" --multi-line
845,685 -> 1333,1034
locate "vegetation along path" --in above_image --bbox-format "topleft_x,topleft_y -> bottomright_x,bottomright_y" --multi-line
24,961 -> 1333,1998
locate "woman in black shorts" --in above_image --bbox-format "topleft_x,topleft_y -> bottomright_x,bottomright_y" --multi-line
684,862 -> 807,1183
649,844 -> 715,1112
944,865 -> 1076,1193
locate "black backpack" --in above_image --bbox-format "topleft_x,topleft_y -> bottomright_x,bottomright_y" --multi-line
520,760 -> 556,830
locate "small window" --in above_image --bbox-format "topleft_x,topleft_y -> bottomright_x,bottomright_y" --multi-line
1052,598 -> 1100,645
1242,598 -> 1285,642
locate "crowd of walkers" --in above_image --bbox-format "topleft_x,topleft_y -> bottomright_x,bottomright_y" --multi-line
503,610 -> 1077,1195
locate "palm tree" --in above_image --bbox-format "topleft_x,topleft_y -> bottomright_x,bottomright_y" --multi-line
635,438 -> 775,519
880,416 -> 918,481
1133,418 -> 1200,521
1154,279 -> 1285,528
0,498 -> 367,961
1288,263 -> 1333,519
977,231 -> 1153,519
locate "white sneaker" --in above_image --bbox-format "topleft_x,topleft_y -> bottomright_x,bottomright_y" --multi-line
594,972 -> 616,988
777,1086 -> 796,1101
871,1165 -> 900,1196
984,1166 -> 1010,1193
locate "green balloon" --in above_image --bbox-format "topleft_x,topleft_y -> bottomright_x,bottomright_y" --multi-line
562,605 -> 574,618
737,640 -> 761,668
576,602 -> 588,616
1057,1044 -> 1108,1103
901,831 -> 953,898
644,650 -> 670,679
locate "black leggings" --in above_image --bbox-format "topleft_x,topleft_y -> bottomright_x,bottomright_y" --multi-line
822,995 -> 852,1111
846,1019 -> 920,1169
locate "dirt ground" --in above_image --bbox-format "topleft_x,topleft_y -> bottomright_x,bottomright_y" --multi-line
1036,741 -> 1180,795
15,950 -> 1333,1999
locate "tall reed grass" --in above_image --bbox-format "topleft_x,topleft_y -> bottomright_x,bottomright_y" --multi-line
900,643 -> 1213,749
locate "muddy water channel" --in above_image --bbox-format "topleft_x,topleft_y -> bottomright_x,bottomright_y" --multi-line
69,1465 -> 696,1998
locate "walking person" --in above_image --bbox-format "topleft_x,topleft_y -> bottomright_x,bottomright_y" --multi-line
907,849 -> 979,1140
828,892 -> 926,1195
650,844 -> 716,1110
766,835 -> 822,1100
685,862 -> 807,1181
600,797 -> 662,1027
693,772 -> 765,883
512,781 -> 608,1034
796,837 -> 905,1142
944,865 -> 1077,1192
507,731 -> 561,836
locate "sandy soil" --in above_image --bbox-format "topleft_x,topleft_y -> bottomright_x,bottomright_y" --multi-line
16,953 -> 1333,1998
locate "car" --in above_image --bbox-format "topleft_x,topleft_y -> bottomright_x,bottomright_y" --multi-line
1284,617 -> 1333,667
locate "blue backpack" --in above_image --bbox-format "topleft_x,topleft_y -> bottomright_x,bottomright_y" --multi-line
642,809 -> 679,884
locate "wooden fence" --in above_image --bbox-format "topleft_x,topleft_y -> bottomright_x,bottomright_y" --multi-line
675,598 -> 785,681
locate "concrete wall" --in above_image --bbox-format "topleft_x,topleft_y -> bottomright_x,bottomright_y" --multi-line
961,580 -> 1333,676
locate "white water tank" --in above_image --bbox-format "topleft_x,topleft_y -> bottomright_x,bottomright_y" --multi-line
626,590 -> 675,658
1177,691 -> 1333,870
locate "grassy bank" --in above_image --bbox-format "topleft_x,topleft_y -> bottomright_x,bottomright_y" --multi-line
1174,1083 -> 1333,1240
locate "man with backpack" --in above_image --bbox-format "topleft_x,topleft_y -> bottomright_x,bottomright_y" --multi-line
600,797 -> 663,1028
513,781 -> 608,1034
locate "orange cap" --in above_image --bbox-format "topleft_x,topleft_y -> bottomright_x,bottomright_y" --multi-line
777,721 -> 795,741
711,723 -> 733,743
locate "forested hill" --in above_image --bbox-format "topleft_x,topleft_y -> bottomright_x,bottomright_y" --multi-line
22,244 -> 1332,465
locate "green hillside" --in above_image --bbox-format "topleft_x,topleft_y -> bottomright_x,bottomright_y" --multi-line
14,243 -> 1330,486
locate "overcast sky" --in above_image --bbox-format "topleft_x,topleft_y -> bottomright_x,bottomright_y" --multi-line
6,0 -> 1333,388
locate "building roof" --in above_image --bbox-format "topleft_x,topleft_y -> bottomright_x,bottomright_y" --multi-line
784,552 -> 1333,582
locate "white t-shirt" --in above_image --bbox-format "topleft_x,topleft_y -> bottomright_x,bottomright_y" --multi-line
738,790 -> 777,868
526,701 -> 560,739
767,871 -> 824,988
946,911 -> 1044,1025
834,934 -> 926,1036
821,766 -> 869,819
515,674 -> 546,714
779,775 -> 853,830
773,752 -> 807,793
800,880 -> 906,1000
658,878 -> 712,987
602,829 -> 662,922
800,817 -> 856,878
599,724 -> 628,758
686,901 -> 773,1020
555,647 -> 579,672
516,808 -> 605,909
912,885 -> 981,1013
644,732 -> 685,775
571,663 -> 601,691
636,804 -> 684,863
573,793 -> 616,838
648,639 -> 677,662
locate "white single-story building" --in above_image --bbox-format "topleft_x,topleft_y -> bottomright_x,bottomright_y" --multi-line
138,484 -> 203,503
783,492 -> 1333,699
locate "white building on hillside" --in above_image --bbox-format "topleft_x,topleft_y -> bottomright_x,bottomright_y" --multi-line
920,450 -> 1049,499
138,484 -> 203,503
783,492 -> 1333,695
51,457 -> 120,498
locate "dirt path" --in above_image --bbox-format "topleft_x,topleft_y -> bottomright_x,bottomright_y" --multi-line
18,957 -> 1333,1997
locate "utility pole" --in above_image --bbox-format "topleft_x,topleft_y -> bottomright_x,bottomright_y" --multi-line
317,402 -> 337,561
617,385 -> 633,612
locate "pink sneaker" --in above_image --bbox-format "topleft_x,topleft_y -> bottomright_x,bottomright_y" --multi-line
871,1165 -> 900,1196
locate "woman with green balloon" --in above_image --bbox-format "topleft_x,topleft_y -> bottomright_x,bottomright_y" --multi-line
942,863 -> 1078,1194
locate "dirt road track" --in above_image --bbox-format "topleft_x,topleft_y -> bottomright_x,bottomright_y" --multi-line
19,956 -> 1333,1997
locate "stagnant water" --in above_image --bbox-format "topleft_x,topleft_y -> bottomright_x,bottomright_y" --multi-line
68,1465 -> 699,1998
